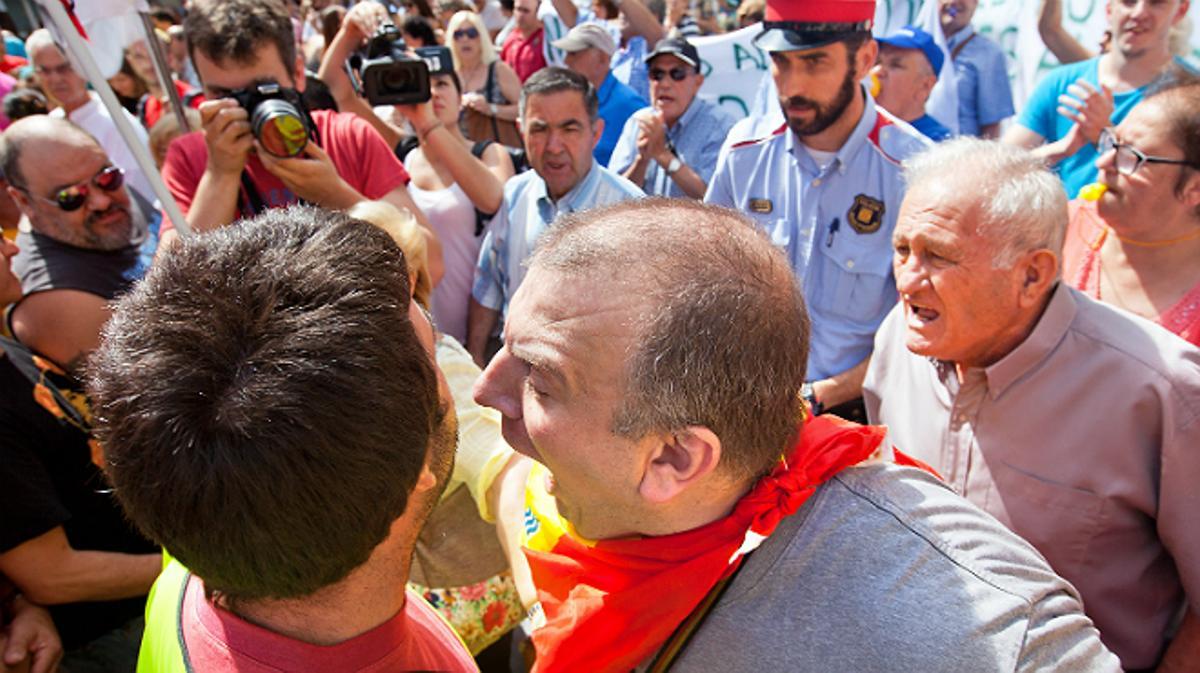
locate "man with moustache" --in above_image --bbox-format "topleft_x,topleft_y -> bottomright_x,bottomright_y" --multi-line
705,0 -> 929,419
609,36 -> 736,198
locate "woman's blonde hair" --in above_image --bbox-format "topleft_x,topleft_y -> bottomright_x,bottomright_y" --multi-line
446,11 -> 496,72
347,201 -> 433,308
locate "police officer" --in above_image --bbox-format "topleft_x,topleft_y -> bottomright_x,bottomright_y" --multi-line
705,0 -> 930,419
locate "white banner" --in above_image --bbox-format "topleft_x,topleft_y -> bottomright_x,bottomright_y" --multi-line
692,24 -> 772,119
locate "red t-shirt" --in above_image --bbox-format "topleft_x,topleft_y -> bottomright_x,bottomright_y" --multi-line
0,54 -> 27,75
180,575 -> 478,672
500,27 -> 547,83
160,109 -> 409,233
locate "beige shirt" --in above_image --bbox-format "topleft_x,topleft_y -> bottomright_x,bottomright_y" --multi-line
864,283 -> 1200,670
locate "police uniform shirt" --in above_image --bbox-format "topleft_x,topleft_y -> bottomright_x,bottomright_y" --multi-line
705,93 -> 931,381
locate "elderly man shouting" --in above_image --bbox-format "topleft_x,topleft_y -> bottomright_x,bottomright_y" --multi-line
864,138 -> 1200,671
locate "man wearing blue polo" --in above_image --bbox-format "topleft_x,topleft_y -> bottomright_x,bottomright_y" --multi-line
871,25 -> 953,142
705,0 -> 930,419
938,0 -> 1014,139
609,37 -> 737,199
467,67 -> 642,366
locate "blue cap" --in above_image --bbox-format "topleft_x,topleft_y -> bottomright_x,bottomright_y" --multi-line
875,25 -> 944,75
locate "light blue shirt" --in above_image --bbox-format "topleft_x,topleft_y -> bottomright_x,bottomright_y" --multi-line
608,96 -> 737,198
946,26 -> 1014,136
472,160 -> 643,320
705,96 -> 931,381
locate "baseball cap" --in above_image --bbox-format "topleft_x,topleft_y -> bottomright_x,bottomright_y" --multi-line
551,23 -> 616,56
644,37 -> 701,70
876,25 -> 944,75
754,0 -> 875,52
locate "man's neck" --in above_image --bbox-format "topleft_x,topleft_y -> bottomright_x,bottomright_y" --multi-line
60,92 -> 91,114
1099,45 -> 1174,91
953,288 -> 1056,383
798,88 -> 865,153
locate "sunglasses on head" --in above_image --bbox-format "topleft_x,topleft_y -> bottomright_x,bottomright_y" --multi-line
453,27 -> 480,40
17,166 -> 125,212
649,66 -> 692,82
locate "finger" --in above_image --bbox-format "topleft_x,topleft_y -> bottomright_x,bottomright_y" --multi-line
32,645 -> 60,673
300,140 -> 330,162
198,97 -> 237,122
1071,79 -> 1098,96
1056,94 -> 1083,111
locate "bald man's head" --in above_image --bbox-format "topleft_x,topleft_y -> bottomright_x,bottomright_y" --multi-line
0,115 -> 101,188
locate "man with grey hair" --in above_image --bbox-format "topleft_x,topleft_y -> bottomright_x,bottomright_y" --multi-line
475,196 -> 1119,671
864,137 -> 1200,671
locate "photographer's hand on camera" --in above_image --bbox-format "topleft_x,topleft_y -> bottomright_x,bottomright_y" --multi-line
184,98 -> 255,233
256,140 -> 362,211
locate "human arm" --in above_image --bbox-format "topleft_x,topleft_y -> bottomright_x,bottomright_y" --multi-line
619,0 -> 665,45
1,594 -> 61,673
810,356 -> 870,411
185,98 -> 253,232
549,0 -> 579,27
467,297 -> 502,369
9,291 -> 110,375
399,105 -> 513,214
316,2 -> 405,149
1038,0 -> 1095,65
490,455 -> 537,608
1158,609 -> 1200,673
0,528 -> 160,606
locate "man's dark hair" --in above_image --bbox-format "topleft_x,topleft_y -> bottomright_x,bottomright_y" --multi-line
519,66 -> 599,124
184,0 -> 297,76
1,89 -> 48,126
402,15 -> 438,48
533,199 -> 810,482
1145,76 -> 1200,218
87,206 -> 441,600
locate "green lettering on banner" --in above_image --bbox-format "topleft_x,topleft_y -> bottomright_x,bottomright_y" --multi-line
717,95 -> 749,117
733,43 -> 767,71
1067,0 -> 1096,24
701,59 -> 713,77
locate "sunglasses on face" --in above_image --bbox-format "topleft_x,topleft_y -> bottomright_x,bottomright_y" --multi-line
18,166 -> 125,212
1097,128 -> 1197,177
649,66 -> 692,82
453,27 -> 480,40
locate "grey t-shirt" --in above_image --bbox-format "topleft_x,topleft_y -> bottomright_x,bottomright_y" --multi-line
670,463 -> 1120,672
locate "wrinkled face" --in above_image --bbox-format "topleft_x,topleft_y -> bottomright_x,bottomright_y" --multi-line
564,47 -> 610,86
13,141 -> 134,252
429,73 -> 461,125
522,90 -> 600,201
1107,0 -> 1188,58
473,266 -> 654,540
514,0 -> 540,33
1095,99 -> 1194,227
892,184 -> 1025,369
939,0 -> 978,35
771,41 -> 862,138
871,45 -> 935,116
648,54 -> 703,126
30,43 -> 89,109
193,41 -> 303,99
0,237 -> 21,306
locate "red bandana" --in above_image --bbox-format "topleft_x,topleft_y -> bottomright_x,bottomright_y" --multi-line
524,415 -> 894,672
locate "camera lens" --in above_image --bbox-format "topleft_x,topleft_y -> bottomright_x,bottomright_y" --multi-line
380,67 -> 413,94
251,99 -> 309,158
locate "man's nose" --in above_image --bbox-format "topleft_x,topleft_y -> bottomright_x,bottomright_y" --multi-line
473,347 -> 523,420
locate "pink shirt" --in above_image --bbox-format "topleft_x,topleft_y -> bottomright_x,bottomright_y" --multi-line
499,27 -> 547,83
160,109 -> 409,233
181,574 -> 478,672
865,284 -> 1200,669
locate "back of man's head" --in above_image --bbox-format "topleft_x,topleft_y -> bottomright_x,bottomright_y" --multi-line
88,206 -> 441,601
532,198 -> 809,482
184,0 -> 296,71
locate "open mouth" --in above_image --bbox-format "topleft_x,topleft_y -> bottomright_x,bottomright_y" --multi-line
906,301 -> 940,326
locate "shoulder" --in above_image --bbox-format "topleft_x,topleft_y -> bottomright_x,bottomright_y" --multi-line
727,120 -> 788,154
594,165 -> 644,199
1034,58 -> 1098,94
503,169 -> 542,203
867,108 -> 932,165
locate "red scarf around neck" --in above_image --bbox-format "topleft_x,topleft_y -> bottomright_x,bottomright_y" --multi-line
523,415 -> 891,673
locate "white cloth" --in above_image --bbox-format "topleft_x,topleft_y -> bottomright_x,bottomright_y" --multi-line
406,174 -> 482,345
50,92 -> 155,204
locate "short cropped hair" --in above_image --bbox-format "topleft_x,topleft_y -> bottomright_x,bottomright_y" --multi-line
88,206 -> 441,600
903,138 -> 1067,267
519,66 -> 599,125
532,199 -> 809,482
184,0 -> 297,74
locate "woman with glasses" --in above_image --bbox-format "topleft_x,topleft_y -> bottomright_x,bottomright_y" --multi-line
1061,82 -> 1200,346
445,10 -> 522,147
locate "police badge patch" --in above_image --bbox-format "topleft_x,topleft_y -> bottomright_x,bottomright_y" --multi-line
847,194 -> 885,234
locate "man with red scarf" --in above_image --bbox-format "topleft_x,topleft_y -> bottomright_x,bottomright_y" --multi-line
473,198 -> 1119,672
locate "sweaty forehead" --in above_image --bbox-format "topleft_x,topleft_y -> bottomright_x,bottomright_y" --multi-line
20,135 -> 105,189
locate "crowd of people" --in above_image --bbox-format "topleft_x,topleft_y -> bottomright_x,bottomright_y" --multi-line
1,0 -> 1198,671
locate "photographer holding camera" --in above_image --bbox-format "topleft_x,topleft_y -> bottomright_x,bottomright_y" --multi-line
159,0 -> 433,248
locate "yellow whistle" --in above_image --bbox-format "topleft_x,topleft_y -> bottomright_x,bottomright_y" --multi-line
869,72 -> 881,98
1079,183 -> 1108,202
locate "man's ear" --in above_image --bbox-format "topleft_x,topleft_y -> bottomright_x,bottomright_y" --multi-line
1180,170 -> 1200,212
412,461 -> 438,495
1017,249 -> 1059,307
639,426 -> 722,504
7,185 -> 32,219
854,39 -> 880,82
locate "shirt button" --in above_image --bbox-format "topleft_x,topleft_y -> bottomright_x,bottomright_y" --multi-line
845,259 -> 855,269
812,178 -> 822,187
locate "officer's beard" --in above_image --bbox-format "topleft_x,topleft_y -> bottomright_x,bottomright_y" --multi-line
779,67 -> 858,138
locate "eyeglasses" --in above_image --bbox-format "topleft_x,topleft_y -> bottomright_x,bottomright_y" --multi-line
15,166 -> 125,212
649,66 -> 692,82
34,62 -> 75,78
1097,128 -> 1197,176
453,27 -> 480,40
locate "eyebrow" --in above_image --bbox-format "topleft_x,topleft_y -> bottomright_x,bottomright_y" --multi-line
509,341 -> 569,390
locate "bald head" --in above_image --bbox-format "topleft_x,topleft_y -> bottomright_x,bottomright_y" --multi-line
0,115 -> 101,189
533,199 -> 810,481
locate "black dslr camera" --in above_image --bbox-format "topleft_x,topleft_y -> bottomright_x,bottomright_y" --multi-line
226,82 -> 312,158
351,22 -> 432,105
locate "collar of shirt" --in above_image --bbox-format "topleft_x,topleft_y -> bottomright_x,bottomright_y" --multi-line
945,24 -> 976,51
534,158 -> 604,221
933,282 -> 1076,401
786,88 -> 879,177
